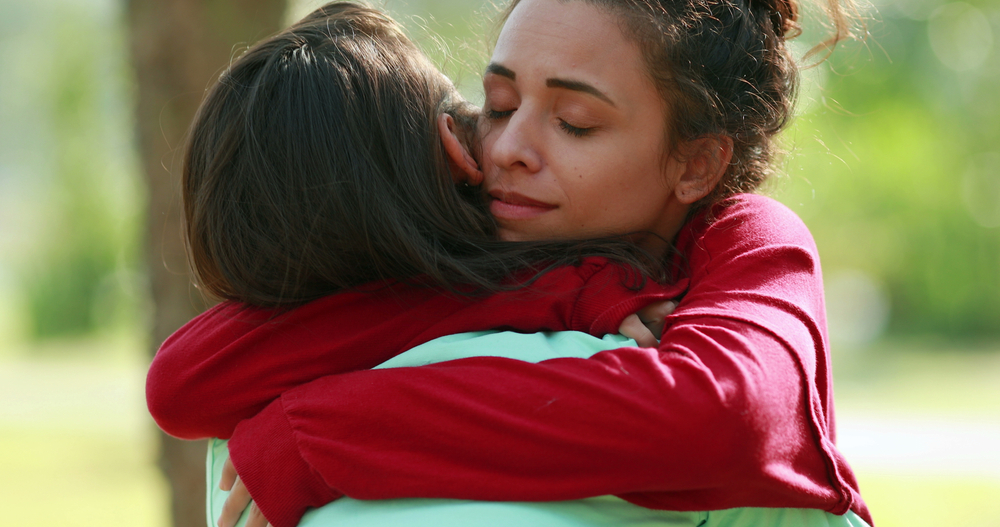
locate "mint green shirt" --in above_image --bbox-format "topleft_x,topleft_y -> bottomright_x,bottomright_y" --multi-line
207,330 -> 870,527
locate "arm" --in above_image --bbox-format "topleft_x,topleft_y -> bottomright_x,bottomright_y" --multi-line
226,196 -> 870,527
146,258 -> 684,440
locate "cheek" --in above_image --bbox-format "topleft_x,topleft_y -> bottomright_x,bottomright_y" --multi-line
573,142 -> 659,193
573,148 -> 670,216
613,141 -> 668,191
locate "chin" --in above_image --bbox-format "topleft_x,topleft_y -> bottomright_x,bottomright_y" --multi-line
497,229 -> 521,242
497,227 -> 543,243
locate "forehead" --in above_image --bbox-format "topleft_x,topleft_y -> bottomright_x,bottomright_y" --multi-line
493,0 -> 643,80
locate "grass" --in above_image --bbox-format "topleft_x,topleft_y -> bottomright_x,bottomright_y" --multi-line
0,333 -> 168,527
833,337 -> 1000,417
856,472 -> 1000,527
832,338 -> 1000,526
0,334 -> 998,527
0,427 -> 168,527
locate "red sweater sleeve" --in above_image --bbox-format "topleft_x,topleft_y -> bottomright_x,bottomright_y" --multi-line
146,258 -> 683,440
226,195 -> 871,527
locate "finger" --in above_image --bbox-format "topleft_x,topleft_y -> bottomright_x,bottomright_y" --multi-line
636,300 -> 677,340
619,314 -> 658,348
636,300 -> 677,323
247,501 -> 270,527
218,476 -> 252,527
221,458 -> 237,491
654,300 -> 678,319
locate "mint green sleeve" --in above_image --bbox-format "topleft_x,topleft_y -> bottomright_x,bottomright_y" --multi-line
704,506 -> 871,527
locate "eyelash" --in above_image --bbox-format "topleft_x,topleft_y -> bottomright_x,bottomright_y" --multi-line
486,109 -> 513,120
559,119 -> 593,137
485,108 -> 594,138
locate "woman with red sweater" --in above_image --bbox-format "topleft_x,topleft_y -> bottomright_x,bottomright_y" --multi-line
147,1 -> 871,526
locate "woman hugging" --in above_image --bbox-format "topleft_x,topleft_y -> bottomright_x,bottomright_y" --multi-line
146,1 -> 872,527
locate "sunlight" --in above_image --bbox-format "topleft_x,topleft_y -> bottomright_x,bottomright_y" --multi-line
928,2 -> 993,72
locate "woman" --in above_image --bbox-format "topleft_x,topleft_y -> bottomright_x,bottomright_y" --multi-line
150,7 -> 690,527
148,0 -> 871,526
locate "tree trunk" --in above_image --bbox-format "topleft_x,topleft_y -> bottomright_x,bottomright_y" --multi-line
126,1 -> 287,526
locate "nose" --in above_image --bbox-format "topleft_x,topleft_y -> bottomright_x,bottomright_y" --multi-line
486,110 -> 543,175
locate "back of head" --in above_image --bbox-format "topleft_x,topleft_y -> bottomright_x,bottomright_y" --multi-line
183,2 -> 493,306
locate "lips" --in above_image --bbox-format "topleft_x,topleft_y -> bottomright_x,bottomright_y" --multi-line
488,190 -> 557,221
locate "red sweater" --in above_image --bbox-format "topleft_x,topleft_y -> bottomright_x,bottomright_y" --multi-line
147,194 -> 870,527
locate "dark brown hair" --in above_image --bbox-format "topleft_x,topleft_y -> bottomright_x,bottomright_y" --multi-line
183,2 -> 657,307
499,0 -> 858,209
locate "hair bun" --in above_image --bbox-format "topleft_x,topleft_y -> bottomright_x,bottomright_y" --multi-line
757,0 -> 800,37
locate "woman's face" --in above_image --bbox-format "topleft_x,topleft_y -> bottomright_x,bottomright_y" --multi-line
480,0 -> 690,254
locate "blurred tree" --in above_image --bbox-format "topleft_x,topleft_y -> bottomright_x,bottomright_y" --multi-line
126,1 -> 286,526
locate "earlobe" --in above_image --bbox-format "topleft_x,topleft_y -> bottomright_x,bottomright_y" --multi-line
437,113 -> 484,186
673,135 -> 733,204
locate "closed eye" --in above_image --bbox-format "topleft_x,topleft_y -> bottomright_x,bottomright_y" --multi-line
486,108 -> 514,120
558,119 -> 594,137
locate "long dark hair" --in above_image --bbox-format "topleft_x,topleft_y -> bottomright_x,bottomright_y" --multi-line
183,2 -> 658,307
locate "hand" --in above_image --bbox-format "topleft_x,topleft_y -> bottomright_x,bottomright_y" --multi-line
219,457 -> 272,527
618,300 -> 677,347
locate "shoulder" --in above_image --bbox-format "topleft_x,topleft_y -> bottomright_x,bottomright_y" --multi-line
674,194 -> 820,279
709,194 -> 812,243
686,194 -> 816,253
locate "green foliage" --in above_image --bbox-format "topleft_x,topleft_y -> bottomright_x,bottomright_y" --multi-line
25,245 -> 117,338
775,4 -> 1000,338
3,2 -> 144,341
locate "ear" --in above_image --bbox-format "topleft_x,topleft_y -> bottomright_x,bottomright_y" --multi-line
672,135 -> 733,204
438,113 -> 484,186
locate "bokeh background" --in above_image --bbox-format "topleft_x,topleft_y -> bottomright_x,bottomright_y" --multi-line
1,0 -> 998,525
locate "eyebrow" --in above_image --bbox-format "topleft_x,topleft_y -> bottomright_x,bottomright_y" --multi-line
485,62 -> 615,107
546,78 -> 615,106
485,63 -> 516,80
